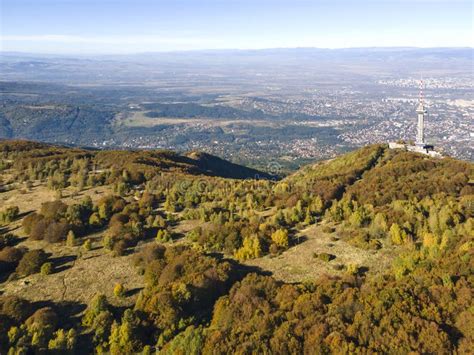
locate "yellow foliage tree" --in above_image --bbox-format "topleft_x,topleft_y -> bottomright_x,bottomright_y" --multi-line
422,231 -> 439,249
271,229 -> 289,248
113,283 -> 125,298
390,223 -> 407,245
235,236 -> 261,260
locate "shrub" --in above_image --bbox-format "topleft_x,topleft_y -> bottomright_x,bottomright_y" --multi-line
113,240 -> 127,256
48,328 -> 77,351
25,307 -> 58,334
133,243 -> 166,268
315,253 -> 335,262
0,206 -> 20,225
40,200 -> 67,220
109,213 -> 129,227
45,221 -> 69,243
349,231 -> 382,250
0,233 -> 16,249
269,243 -> 279,255
66,230 -> 77,247
82,294 -> 110,327
346,263 -> 359,275
156,229 -> 172,243
16,249 -> 48,276
83,239 -> 92,251
89,213 -> 102,227
1,295 -> 33,322
41,262 -> 53,275
113,283 -> 125,298
0,246 -> 24,264
22,213 -> 43,235
27,215 -> 47,240
322,226 -> 335,233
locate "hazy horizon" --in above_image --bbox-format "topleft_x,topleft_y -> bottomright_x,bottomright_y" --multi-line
2,46 -> 473,57
2,0 -> 472,54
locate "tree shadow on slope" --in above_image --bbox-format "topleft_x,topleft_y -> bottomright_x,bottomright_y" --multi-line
49,254 -> 77,273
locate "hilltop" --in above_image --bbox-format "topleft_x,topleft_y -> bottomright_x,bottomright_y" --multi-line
0,139 -> 272,181
0,140 -> 472,353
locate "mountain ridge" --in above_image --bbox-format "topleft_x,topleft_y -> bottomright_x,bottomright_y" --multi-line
0,139 -> 273,181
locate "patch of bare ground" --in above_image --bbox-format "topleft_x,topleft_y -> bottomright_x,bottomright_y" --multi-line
256,206 -> 277,218
244,223 -> 397,283
0,234 -> 143,308
172,219 -> 202,236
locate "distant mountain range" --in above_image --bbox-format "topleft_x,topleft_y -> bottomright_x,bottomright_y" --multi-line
1,47 -> 472,83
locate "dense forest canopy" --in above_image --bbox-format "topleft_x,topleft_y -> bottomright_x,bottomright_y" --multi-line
0,140 -> 472,354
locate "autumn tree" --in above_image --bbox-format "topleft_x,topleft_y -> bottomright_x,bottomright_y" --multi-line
271,229 -> 289,248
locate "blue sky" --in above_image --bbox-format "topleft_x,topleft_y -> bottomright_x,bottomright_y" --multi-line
1,0 -> 472,54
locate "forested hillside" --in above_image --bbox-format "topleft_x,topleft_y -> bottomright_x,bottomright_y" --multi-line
0,140 -> 472,353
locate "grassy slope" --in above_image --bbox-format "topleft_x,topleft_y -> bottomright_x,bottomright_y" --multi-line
0,141 -> 472,312
245,146 -> 472,282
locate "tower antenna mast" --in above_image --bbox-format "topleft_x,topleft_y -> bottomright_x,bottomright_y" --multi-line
420,76 -> 424,104
416,76 -> 427,146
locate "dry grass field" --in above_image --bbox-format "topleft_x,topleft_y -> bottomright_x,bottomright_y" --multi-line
0,178 -> 142,307
1,182 -> 112,218
245,223 -> 397,283
0,235 -> 144,307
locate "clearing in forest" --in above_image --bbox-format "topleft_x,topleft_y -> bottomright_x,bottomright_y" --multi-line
244,223 -> 397,283
0,232 -> 144,307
